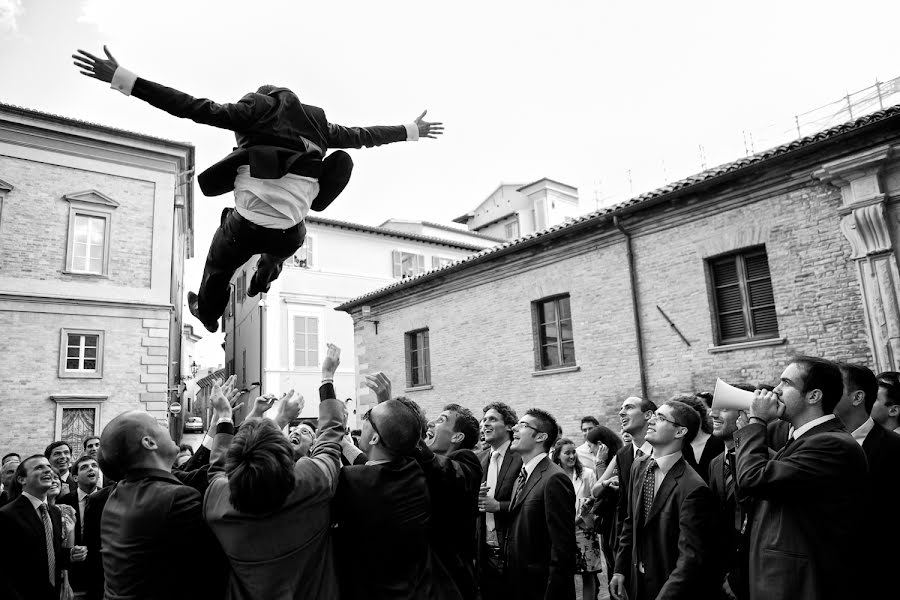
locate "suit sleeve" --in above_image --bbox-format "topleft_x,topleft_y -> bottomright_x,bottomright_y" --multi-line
130,77 -> 270,132
208,421 -> 236,483
305,384 -> 344,493
178,443 -> 211,472
614,460 -> 638,577
415,445 -> 483,496
325,118 -> 409,149
0,512 -> 25,600
168,486 -> 226,600
734,423 -> 864,500
656,485 -> 717,599
544,472 -> 576,600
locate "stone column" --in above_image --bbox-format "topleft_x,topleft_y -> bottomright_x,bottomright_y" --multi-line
815,145 -> 900,372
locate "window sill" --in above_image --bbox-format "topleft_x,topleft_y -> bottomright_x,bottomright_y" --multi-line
58,372 -> 103,379
62,270 -> 108,279
404,384 -> 433,392
708,337 -> 786,353
531,365 -> 580,377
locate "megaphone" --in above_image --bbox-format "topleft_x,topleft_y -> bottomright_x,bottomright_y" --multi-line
711,378 -> 755,411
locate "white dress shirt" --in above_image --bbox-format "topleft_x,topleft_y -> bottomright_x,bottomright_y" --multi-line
648,450 -> 682,495
791,414 -> 837,440
485,440 -> 511,536
851,417 -> 876,446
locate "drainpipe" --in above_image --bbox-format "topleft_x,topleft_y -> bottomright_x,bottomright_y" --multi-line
613,215 -> 648,399
258,299 -> 267,397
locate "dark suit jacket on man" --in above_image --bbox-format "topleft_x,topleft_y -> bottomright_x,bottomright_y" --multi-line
504,455 -> 576,600
475,445 -> 523,566
333,457 -> 454,600
57,489 -> 91,592
708,450 -> 752,600
682,434 -> 725,484
415,445 -> 483,600
860,423 -> 900,598
83,484 -> 113,600
734,418 -> 867,600
615,454 -> 716,600
0,495 -> 68,600
612,444 -> 642,559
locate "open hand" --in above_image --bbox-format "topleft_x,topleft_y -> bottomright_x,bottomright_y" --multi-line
275,389 -> 304,428
364,372 -> 392,404
211,375 -> 241,420
414,110 -> 444,139
322,343 -> 341,379
72,45 -> 119,84
249,394 -> 277,419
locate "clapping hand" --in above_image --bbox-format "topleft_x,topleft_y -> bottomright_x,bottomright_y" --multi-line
414,110 -> 444,139
72,45 -> 120,84
364,372 -> 392,404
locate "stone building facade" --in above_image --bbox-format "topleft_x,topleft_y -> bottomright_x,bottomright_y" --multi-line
338,106 -> 900,435
0,104 -> 194,457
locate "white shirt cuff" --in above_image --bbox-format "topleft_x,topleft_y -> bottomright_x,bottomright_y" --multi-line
201,435 -> 214,450
110,67 -> 138,96
404,122 -> 419,142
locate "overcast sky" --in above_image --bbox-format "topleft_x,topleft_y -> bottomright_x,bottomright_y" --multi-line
2,0 -> 899,367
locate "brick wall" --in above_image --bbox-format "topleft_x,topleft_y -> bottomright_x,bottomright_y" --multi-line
352,180 -> 872,437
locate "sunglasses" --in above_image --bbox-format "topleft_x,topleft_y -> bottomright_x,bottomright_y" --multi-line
363,407 -> 392,451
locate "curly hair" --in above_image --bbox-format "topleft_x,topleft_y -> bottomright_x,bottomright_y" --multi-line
225,419 -> 296,515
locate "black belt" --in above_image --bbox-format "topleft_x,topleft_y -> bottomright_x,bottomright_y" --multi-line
287,159 -> 323,178
485,545 -> 502,558
231,209 -> 304,234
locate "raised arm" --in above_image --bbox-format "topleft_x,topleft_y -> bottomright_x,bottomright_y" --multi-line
300,343 -> 344,492
73,46 -> 270,131
325,110 -> 444,148
207,375 -> 240,482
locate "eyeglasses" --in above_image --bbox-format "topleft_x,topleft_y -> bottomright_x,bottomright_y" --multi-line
363,407 -> 392,451
515,421 -> 545,434
651,412 -> 686,428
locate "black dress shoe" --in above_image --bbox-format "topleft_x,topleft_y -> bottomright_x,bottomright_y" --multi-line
188,291 -> 219,333
247,273 -> 269,298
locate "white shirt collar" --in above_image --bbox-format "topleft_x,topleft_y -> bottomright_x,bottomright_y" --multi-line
633,440 -> 652,457
491,439 -> 511,460
792,414 -> 837,440
851,417 -> 876,446
76,487 -> 95,502
894,425 -> 900,434
21,491 -> 47,512
650,449 -> 682,475
522,452 -> 548,480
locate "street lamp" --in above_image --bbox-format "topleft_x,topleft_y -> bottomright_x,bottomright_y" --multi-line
190,360 -> 200,378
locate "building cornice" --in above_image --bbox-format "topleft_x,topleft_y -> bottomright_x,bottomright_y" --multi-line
0,292 -> 174,312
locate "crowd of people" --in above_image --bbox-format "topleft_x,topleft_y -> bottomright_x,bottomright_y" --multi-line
1,348 -> 899,600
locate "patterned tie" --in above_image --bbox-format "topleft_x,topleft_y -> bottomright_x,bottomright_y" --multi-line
724,451 -> 735,491
641,458 -> 658,521
510,467 -> 528,506
38,504 -> 55,586
635,447 -> 645,459
485,451 -> 502,532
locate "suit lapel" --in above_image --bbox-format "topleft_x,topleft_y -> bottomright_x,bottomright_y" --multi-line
510,457 -> 546,512
645,459 -> 684,524
497,448 -> 516,488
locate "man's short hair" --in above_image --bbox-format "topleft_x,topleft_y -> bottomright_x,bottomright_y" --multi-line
638,398 -> 658,414
178,443 -> 194,455
524,408 -> 560,452
98,411 -> 159,480
663,400 -> 701,446
875,371 -> 900,407
43,441 -> 72,460
83,436 -> 100,450
375,398 -> 427,457
482,402 -> 518,431
444,404 -> 479,450
580,416 -> 600,428
1,452 -> 19,465
72,454 -> 96,476
838,363 -> 878,414
11,454 -> 46,499
732,383 -> 757,392
670,394 -> 712,434
694,392 -> 713,408
225,419 -> 296,515
791,356 -> 844,415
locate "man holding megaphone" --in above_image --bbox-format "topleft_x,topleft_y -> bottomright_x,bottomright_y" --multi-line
731,356 -> 866,600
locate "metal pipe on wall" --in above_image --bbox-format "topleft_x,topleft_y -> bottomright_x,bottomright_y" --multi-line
613,215 -> 649,400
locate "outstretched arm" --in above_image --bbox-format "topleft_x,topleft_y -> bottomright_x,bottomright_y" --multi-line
325,109 -> 444,148
73,46 -> 270,131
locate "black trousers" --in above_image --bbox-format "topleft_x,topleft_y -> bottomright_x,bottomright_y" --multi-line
197,208 -> 306,323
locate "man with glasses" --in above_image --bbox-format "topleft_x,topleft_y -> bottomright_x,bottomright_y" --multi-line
610,401 -> 716,600
735,356 -> 867,600
332,384 -> 441,599
504,408 -> 575,600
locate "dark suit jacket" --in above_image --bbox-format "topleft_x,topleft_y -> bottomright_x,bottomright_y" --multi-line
83,484 -> 113,600
504,455 -> 576,600
682,434 -> 725,484
860,423 -> 900,598
101,468 -> 225,600
475,444 -> 523,567
57,489 -> 90,592
612,444 -> 642,559
0,495 -> 68,600
333,458 -> 449,600
128,77 -> 410,197
734,418 -> 867,600
708,450 -> 751,600
416,445 -> 483,600
615,454 -> 716,600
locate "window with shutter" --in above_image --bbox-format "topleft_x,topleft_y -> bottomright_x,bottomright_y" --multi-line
392,251 -> 427,279
709,247 -> 778,344
531,295 -> 576,370
405,329 -> 431,387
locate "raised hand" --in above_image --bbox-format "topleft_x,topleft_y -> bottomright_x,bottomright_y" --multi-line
210,375 -> 241,420
275,389 -> 304,429
364,372 -> 392,404
249,394 -> 277,420
414,110 -> 444,139
72,45 -> 120,84
322,343 -> 341,379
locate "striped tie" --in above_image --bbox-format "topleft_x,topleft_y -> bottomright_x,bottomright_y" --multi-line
641,458 -> 658,521
39,504 -> 55,586
510,467 -> 527,506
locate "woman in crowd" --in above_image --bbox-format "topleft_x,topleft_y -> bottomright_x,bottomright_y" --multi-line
553,437 -> 602,600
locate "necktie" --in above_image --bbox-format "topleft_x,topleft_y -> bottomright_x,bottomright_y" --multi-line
641,458 -> 658,521
510,467 -> 527,506
724,451 -> 735,491
635,447 -> 645,459
38,504 -> 55,586
485,451 -> 501,532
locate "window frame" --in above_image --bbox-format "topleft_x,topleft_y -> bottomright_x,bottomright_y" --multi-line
392,250 -> 426,279
58,328 -> 105,379
431,256 -> 454,270
63,191 -> 118,278
504,218 -> 520,239
531,294 -> 576,371
286,234 -> 315,269
404,328 -> 431,388
288,310 -> 322,370
706,246 -> 779,345
50,395 -> 108,450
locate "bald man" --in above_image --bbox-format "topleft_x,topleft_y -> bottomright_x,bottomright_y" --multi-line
98,378 -> 236,600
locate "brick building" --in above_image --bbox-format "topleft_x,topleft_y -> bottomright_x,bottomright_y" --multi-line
0,104 -> 194,457
338,106 -> 900,435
